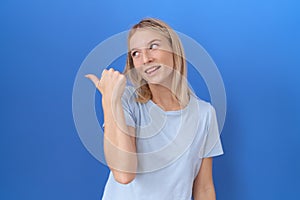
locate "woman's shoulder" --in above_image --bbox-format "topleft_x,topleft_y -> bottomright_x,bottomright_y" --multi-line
190,93 -> 216,116
123,86 -> 137,99
121,86 -> 139,108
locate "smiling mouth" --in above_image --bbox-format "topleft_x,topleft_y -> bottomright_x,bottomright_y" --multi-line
144,65 -> 161,74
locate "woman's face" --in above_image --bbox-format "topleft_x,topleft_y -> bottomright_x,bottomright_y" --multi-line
129,29 -> 174,86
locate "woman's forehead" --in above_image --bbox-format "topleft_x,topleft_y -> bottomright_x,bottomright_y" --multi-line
129,29 -> 167,50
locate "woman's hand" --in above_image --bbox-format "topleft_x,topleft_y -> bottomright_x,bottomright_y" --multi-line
85,68 -> 126,103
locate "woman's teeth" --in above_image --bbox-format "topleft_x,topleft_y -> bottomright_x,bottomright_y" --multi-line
145,65 -> 161,74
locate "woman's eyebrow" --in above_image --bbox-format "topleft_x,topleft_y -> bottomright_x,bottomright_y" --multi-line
130,39 -> 162,52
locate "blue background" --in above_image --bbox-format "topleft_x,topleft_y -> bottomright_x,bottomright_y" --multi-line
1,0 -> 299,199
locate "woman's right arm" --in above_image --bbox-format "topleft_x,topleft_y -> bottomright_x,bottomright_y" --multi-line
86,68 -> 137,184
102,95 -> 137,184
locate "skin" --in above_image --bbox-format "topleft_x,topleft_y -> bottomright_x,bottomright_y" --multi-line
86,28 -> 217,199
193,158 -> 216,200
129,29 -> 181,110
85,69 -> 137,184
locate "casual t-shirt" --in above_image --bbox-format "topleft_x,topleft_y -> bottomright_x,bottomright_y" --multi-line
102,86 -> 224,200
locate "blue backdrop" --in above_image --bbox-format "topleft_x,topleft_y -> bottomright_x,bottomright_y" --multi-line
1,0 -> 299,199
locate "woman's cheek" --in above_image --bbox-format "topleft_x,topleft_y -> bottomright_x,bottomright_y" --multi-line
132,62 -> 144,75
132,59 -> 142,68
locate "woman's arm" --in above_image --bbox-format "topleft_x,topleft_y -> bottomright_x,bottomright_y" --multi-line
102,97 -> 137,184
192,157 -> 216,200
86,69 -> 137,184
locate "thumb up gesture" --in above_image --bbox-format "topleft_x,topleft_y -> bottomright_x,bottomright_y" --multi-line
85,68 -> 126,102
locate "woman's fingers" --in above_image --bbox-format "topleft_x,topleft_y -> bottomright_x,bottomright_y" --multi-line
85,74 -> 100,87
85,69 -> 126,100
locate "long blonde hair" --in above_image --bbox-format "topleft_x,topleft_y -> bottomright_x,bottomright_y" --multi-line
124,18 -> 190,106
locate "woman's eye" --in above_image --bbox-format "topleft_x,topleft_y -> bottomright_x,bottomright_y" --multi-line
149,43 -> 159,50
131,51 -> 139,58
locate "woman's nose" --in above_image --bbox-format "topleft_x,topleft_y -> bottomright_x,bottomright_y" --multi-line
142,49 -> 153,65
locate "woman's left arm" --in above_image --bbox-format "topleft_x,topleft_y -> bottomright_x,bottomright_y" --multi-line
192,157 -> 216,200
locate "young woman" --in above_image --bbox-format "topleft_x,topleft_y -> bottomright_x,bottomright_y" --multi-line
86,18 -> 223,200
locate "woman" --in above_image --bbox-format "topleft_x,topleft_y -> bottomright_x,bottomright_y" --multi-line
86,18 -> 223,200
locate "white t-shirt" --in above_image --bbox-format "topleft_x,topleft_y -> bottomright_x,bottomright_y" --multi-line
102,86 -> 223,200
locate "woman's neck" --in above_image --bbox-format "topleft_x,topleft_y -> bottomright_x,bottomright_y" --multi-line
148,84 -> 182,111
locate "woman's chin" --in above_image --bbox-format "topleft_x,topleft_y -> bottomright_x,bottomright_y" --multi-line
145,78 -> 172,89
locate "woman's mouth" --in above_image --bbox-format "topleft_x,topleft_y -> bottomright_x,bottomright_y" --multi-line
144,65 -> 161,75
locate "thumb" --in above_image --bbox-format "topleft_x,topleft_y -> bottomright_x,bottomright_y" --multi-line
85,74 -> 99,86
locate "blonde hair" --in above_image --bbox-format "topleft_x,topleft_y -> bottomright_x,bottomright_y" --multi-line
124,18 -> 190,106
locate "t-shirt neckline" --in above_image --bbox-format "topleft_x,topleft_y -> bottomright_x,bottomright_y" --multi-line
147,96 -> 192,116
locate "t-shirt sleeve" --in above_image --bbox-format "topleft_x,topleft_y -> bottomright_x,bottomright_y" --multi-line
121,86 -> 137,128
202,105 -> 224,158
